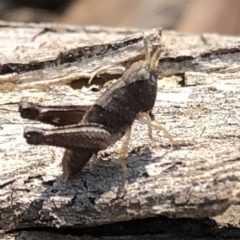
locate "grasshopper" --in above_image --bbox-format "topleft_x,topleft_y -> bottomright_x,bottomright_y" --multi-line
19,35 -> 175,181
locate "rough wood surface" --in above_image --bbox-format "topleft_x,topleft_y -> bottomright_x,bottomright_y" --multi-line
1,21 -> 240,239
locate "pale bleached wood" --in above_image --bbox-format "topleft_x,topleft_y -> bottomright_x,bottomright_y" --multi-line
0,21 -> 240,239
1,21 -> 240,90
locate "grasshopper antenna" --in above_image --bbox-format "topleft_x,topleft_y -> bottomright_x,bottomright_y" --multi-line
143,37 -> 151,66
150,45 -> 162,70
144,33 -> 162,71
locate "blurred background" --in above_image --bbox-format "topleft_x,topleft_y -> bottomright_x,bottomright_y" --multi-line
0,0 -> 239,35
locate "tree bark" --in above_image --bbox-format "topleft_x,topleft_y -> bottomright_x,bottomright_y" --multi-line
1,21 -> 240,239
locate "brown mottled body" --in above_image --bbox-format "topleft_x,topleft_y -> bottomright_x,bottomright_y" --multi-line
83,61 -> 157,135
20,37 -> 163,179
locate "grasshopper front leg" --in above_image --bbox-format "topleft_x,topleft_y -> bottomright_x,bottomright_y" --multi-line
137,112 -> 176,145
118,127 -> 131,181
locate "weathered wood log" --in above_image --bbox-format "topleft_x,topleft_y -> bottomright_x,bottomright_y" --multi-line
1,21 -> 240,239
